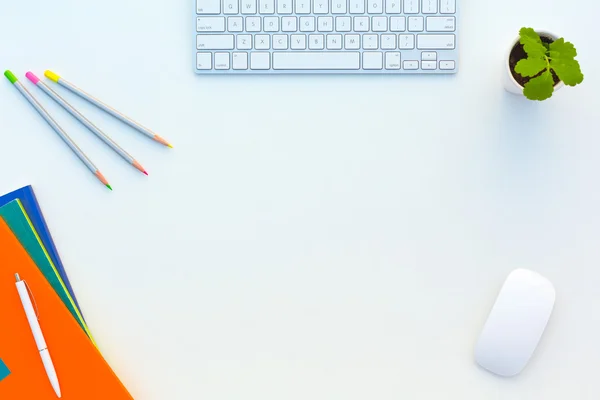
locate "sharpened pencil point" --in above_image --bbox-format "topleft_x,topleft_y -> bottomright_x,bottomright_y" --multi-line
106,184 -> 113,191
153,134 -> 173,148
132,160 -> 148,175
168,144 -> 173,148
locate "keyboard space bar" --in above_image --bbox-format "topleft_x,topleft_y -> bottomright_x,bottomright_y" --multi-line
273,52 -> 360,70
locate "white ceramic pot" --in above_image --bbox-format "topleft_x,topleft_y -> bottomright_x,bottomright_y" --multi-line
503,30 -> 565,96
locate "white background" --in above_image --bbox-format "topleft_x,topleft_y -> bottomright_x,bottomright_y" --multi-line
1,0 -> 599,399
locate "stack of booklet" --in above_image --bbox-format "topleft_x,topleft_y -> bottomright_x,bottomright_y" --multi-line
0,185 -> 133,399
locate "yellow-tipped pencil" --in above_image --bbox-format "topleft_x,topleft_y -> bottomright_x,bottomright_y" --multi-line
45,70 -> 173,148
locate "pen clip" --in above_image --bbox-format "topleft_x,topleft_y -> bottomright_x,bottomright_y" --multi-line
23,280 -> 40,320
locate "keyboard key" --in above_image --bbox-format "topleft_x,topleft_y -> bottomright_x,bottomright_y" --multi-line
354,16 -> 369,32
421,0 -> 437,13
417,34 -> 455,49
300,16 -> 315,32
421,51 -> 436,60
282,16 -> 298,31
422,61 -> 436,69
349,0 -> 365,14
426,17 -> 455,32
296,0 -> 311,13
251,52 -> 271,69
403,0 -> 418,13
291,34 -> 307,49
215,52 -> 230,69
224,0 -> 239,14
272,52 -> 360,69
241,0 -> 257,14
332,0 -> 347,14
232,52 -> 248,69
259,0 -> 275,14
197,0 -> 221,14
440,0 -> 456,13
278,0 -> 293,13
363,34 -> 378,49
246,16 -> 261,31
403,60 -> 418,69
313,0 -> 329,13
398,34 -> 414,49
345,34 -> 360,49
255,34 -> 271,49
197,34 -> 235,50
197,17 -> 226,32
318,17 -> 334,32
309,34 -> 325,49
264,16 -> 279,31
228,17 -> 243,32
368,0 -> 383,14
385,51 -> 401,69
336,16 -> 351,32
440,60 -> 455,70
327,34 -> 343,49
408,16 -> 424,32
390,16 -> 406,32
381,34 -> 396,49
273,34 -> 289,49
196,52 -> 212,69
237,34 -> 252,49
363,52 -> 383,69
372,16 -> 387,32
386,0 -> 401,13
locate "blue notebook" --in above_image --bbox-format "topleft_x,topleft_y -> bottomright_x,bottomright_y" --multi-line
0,185 -> 84,321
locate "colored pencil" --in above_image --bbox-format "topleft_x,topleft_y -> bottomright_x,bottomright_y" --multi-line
44,70 -> 173,148
26,72 -> 148,176
4,70 -> 112,190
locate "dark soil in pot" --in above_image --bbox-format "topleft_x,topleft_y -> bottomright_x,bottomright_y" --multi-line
509,34 -> 561,87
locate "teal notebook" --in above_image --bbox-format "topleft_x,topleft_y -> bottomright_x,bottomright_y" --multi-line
0,359 -> 9,382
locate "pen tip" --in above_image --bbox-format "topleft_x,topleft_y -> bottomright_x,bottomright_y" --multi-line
106,184 -> 113,191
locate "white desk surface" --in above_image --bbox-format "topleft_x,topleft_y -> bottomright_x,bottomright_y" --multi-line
1,0 -> 599,398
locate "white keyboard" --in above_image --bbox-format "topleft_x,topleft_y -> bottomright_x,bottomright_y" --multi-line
195,0 -> 458,74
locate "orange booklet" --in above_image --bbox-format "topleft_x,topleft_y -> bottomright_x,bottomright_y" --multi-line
0,219 -> 134,399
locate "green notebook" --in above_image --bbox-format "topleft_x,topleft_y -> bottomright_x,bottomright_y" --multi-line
0,200 -> 94,343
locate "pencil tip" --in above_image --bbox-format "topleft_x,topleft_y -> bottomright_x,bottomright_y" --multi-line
168,144 -> 173,148
106,184 -> 113,191
132,160 -> 148,175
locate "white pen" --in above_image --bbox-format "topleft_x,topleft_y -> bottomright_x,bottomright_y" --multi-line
15,273 -> 62,398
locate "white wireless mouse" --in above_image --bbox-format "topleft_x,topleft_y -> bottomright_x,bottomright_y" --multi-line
474,269 -> 556,377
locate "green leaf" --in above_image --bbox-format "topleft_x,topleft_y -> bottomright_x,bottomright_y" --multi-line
519,27 -> 547,59
547,38 -> 583,86
515,58 -> 547,77
522,71 -> 555,101
551,58 -> 584,86
548,38 -> 577,59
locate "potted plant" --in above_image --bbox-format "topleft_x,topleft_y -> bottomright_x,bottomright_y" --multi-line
504,27 -> 584,101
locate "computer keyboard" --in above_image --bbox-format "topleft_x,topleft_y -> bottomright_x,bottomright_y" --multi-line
195,0 -> 458,74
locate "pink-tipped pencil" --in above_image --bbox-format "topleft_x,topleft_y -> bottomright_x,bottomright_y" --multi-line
26,72 -> 148,176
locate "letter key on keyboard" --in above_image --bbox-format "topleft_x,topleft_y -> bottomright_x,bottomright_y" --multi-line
195,0 -> 458,73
